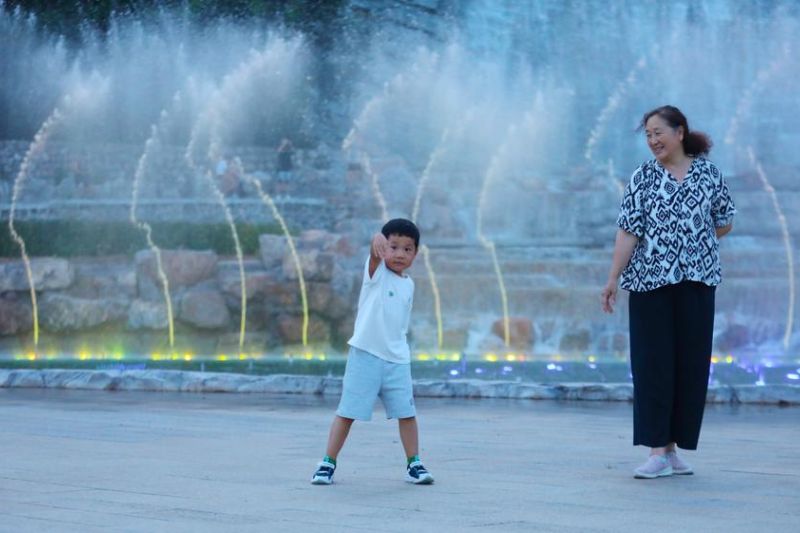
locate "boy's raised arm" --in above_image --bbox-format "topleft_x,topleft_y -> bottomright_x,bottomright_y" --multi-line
368,233 -> 387,278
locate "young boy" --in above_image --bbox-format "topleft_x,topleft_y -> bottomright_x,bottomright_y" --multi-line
311,218 -> 434,485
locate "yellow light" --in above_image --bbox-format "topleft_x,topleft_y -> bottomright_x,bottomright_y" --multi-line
217,354 -> 228,361
450,353 -> 461,361
725,355 -> 734,364
27,352 -> 37,361
184,354 -> 193,361
553,354 -> 563,361
711,356 -> 720,364
588,355 -> 597,363
151,352 -> 161,361
304,352 -> 313,360
78,351 -> 90,360
317,354 -> 326,361
435,353 -> 448,361
485,353 -> 498,362
416,354 -> 431,361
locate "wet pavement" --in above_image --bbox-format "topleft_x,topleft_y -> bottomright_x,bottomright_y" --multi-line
0,389 -> 798,532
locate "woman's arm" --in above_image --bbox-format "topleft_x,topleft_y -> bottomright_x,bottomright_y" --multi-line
716,223 -> 733,239
601,229 -> 639,313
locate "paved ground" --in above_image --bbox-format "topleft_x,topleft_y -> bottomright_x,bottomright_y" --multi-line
0,389 -> 798,532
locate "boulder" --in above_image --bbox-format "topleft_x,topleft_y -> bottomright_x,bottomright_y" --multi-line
135,249 -> 217,290
277,314 -> 331,344
283,248 -> 335,282
217,268 -> 273,302
0,258 -> 73,291
491,316 -> 534,349
179,288 -> 230,329
127,299 -> 169,330
39,293 -> 129,331
0,293 -> 33,335
258,234 -> 288,270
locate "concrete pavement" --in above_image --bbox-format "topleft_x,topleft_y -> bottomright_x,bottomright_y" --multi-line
0,389 -> 798,532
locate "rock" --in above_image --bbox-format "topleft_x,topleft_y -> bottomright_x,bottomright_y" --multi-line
70,261 -> 136,299
39,293 -> 129,331
127,299 -> 169,330
490,316 -> 534,349
283,248 -> 335,282
559,328 -> 592,352
0,258 -> 74,291
179,288 -> 230,329
0,293 -> 33,335
259,234 -> 288,270
135,249 -> 217,290
715,323 -> 752,352
217,268 -> 273,302
277,314 -> 331,344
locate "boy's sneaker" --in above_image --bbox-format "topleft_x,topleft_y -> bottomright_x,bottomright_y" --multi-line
633,454 -> 673,479
406,460 -> 434,484
666,451 -> 693,475
311,460 -> 336,485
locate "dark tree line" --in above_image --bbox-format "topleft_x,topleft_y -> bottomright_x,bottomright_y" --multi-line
3,1 -> 348,46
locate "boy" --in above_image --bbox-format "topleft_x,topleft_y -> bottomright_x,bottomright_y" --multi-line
311,218 -> 434,485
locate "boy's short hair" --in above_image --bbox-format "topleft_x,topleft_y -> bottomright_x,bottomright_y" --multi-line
381,218 -> 420,249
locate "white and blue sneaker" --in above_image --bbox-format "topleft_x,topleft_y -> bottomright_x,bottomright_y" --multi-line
406,460 -> 434,484
634,454 -> 673,479
311,460 -> 336,485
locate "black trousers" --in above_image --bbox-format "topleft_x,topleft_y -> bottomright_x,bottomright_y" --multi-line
628,281 -> 716,450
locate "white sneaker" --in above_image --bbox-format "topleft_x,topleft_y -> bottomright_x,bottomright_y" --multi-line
311,460 -> 335,485
666,451 -> 693,475
406,461 -> 434,484
634,454 -> 673,479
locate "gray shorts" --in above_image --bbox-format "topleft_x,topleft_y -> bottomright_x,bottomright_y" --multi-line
336,346 -> 416,421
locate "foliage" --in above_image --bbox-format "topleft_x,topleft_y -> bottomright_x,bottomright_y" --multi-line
3,0 -> 348,45
0,219 -> 286,257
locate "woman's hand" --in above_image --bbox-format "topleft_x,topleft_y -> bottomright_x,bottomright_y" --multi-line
601,278 -> 618,314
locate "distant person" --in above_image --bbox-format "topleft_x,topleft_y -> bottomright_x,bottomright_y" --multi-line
215,155 -> 241,197
275,138 -> 294,194
601,105 -> 736,479
310,218 -> 434,486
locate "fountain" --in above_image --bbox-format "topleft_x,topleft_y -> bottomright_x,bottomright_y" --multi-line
1,1 -> 800,385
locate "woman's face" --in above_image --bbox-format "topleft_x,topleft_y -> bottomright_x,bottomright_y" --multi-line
645,114 -> 685,163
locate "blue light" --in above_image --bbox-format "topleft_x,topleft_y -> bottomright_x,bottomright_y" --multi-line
787,373 -> 799,380
449,369 -> 460,376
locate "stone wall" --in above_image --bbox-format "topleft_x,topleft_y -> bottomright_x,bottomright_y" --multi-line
0,229 -> 364,356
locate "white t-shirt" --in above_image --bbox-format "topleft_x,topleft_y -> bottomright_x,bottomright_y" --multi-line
348,257 -> 414,364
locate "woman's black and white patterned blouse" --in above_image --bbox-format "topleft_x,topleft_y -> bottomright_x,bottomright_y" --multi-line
616,157 -> 736,292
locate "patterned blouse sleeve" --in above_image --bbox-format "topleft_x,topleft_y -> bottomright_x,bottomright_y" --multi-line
710,164 -> 736,228
616,166 -> 645,238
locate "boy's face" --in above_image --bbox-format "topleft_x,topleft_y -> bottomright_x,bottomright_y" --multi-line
384,234 -> 417,275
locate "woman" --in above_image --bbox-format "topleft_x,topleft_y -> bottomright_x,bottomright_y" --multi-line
601,105 -> 736,479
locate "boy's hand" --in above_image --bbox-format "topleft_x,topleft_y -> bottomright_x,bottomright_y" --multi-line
370,233 -> 387,260
368,233 -> 387,278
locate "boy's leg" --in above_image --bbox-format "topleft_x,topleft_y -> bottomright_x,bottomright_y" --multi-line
312,416 -> 354,485
326,415 -> 354,459
399,416 -> 433,484
398,416 -> 419,458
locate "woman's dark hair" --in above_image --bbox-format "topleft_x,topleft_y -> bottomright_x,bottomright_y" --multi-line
639,105 -> 713,156
381,218 -> 420,248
